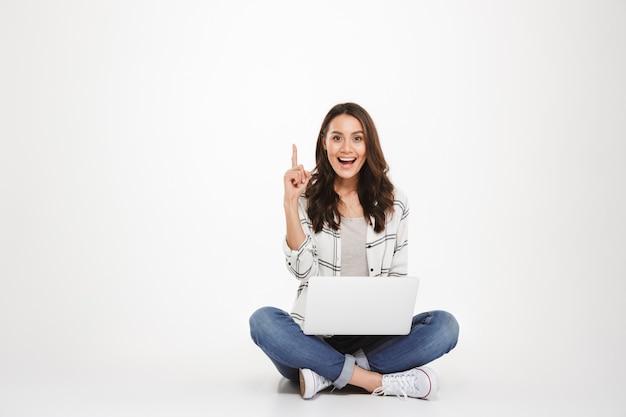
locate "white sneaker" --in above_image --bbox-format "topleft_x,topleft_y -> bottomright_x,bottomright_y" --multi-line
372,367 -> 439,400
299,368 -> 333,399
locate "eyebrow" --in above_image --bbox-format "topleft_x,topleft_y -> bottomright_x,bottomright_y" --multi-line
330,130 -> 365,136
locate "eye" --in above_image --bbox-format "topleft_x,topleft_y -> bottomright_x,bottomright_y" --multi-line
332,135 -> 343,141
353,136 -> 363,142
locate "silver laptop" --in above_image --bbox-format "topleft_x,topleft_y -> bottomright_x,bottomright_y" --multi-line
302,276 -> 420,336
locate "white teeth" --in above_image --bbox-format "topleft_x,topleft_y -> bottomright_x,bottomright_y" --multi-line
339,158 -> 356,162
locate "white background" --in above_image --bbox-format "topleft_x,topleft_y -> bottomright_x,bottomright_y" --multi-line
1,1 -> 625,415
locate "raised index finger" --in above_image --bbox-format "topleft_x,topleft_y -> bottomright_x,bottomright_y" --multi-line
291,143 -> 298,168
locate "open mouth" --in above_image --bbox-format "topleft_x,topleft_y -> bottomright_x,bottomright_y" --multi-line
338,157 -> 357,165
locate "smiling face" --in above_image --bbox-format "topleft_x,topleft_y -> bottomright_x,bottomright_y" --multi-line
322,114 -> 367,184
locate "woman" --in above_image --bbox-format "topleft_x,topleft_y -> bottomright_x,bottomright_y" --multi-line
249,102 -> 459,400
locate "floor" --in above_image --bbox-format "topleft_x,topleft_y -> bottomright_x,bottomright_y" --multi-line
2,338 -> 623,417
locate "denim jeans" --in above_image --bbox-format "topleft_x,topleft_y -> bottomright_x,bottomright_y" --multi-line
249,306 -> 459,389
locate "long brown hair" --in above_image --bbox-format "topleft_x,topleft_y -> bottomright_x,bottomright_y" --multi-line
305,103 -> 394,233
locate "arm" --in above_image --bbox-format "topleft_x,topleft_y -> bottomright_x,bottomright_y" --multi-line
389,190 -> 410,276
282,144 -> 318,279
389,198 -> 409,276
284,144 -> 310,250
282,200 -> 318,279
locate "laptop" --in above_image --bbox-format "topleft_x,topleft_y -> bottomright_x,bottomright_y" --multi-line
302,276 -> 420,336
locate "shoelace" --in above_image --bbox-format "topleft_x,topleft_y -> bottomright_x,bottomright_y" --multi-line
372,386 -> 409,400
371,375 -> 417,400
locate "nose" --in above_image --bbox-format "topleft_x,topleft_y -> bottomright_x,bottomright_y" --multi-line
339,139 -> 353,152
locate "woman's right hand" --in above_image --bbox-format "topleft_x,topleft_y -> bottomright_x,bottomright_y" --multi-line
284,144 -> 311,204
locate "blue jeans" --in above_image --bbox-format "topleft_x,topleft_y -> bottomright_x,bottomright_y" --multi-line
249,306 -> 459,389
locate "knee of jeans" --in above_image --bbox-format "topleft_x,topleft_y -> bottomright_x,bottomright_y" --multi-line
249,306 -> 271,336
249,306 -> 281,339
435,310 -> 460,349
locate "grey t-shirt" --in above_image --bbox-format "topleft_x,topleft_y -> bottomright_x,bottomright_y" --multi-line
340,216 -> 368,276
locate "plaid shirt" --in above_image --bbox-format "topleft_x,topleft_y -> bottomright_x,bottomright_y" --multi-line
284,188 -> 410,324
